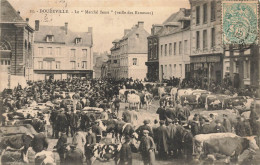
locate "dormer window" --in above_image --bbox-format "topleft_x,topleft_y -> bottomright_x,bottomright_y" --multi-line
75,38 -> 82,44
46,35 -> 54,42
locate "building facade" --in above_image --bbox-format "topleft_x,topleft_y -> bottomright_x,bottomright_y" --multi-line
145,25 -> 163,82
190,0 -> 223,85
33,21 -> 93,80
158,8 -> 191,81
1,0 -> 34,89
110,21 -> 150,80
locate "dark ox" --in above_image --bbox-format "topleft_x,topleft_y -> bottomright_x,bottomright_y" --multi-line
0,134 -> 33,163
202,136 -> 259,162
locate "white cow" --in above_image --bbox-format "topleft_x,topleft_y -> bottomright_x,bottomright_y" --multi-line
158,87 -> 166,99
177,88 -> 193,101
127,94 -> 141,111
170,87 -> 178,104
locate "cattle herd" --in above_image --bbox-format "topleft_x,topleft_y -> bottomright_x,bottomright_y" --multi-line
0,78 -> 260,165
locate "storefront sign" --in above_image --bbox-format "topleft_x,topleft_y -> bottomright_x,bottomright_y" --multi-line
190,55 -> 221,63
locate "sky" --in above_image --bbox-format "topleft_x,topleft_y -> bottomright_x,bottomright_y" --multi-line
9,0 -> 190,53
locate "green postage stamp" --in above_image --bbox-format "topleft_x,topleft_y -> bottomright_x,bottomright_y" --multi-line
222,0 -> 259,45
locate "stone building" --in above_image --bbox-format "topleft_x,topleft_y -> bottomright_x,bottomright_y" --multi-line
158,8 -> 191,81
33,21 -> 93,80
110,21 -> 150,80
189,0 -> 223,85
0,0 -> 34,89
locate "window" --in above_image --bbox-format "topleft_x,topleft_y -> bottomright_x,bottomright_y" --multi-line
164,65 -> 167,78
169,43 -> 172,55
174,64 -> 176,74
169,64 -> 172,77
174,42 -> 177,55
70,49 -> 76,57
179,41 -> 182,54
244,60 -> 250,79
179,64 -> 182,77
203,3 -> 208,24
161,45 -> 163,56
47,47 -> 52,56
38,61 -> 43,69
196,6 -> 200,25
70,61 -> 76,69
113,60 -> 117,63
82,49 -> 87,57
211,1 -> 216,21
133,58 -> 137,65
196,31 -> 200,49
203,30 -> 208,49
46,61 -> 52,69
184,40 -> 188,54
24,40 -> 27,49
82,61 -> 87,69
28,42 -> 31,50
211,28 -> 216,48
75,38 -> 82,44
154,43 -> 158,59
55,47 -> 61,56
56,61 -> 60,69
136,34 -> 139,38
38,47 -> 43,56
46,35 -> 54,42
1,60 -> 10,65
165,44 -> 167,56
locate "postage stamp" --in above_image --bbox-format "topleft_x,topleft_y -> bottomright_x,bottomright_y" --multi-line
222,0 -> 259,45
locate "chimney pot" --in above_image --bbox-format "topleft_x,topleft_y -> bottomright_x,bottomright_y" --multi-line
17,11 -> 20,15
35,20 -> 40,31
138,21 -> 144,28
65,22 -> 68,35
26,18 -> 29,22
124,29 -> 131,35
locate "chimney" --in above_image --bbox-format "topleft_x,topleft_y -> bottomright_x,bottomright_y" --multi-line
124,29 -> 131,35
17,11 -> 20,15
35,20 -> 39,31
138,21 -> 144,28
65,22 -> 68,34
88,27 -> 93,33
26,18 -> 29,22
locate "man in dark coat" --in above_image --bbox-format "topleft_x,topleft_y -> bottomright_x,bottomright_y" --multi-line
92,121 -> 102,143
113,95 -> 121,115
136,120 -> 153,140
32,132 -> 48,153
56,132 -> 68,163
156,105 -> 166,121
190,117 -> 200,136
70,111 -> 79,137
56,109 -> 68,138
235,117 -> 247,137
156,120 -> 168,160
119,135 -> 132,165
166,119 -> 176,156
65,143 -> 84,165
85,128 -> 96,165
50,109 -> 58,138
214,120 -> 226,133
249,107 -> 259,135
122,107 -> 132,123
165,106 -> 176,121
139,130 -> 156,165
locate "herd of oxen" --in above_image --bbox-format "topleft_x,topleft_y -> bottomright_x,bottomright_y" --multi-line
0,79 -> 260,165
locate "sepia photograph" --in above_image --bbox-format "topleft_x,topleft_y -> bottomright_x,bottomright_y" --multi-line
0,0 -> 260,164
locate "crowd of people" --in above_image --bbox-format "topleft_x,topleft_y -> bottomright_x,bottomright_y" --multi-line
0,77 -> 259,165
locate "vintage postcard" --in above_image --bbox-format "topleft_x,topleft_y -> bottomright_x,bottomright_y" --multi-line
0,0 -> 260,165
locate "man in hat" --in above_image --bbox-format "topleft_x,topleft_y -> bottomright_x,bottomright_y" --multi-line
156,105 -> 166,121
113,95 -> 121,115
223,114 -> 232,132
85,128 -> 96,165
156,120 -> 168,160
56,132 -> 68,163
235,117 -> 246,137
139,130 -> 156,165
214,119 -> 226,133
119,135 -> 132,165
136,120 -> 153,140
65,143 -> 84,165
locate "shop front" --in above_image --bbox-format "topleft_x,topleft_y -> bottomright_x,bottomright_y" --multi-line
190,54 -> 223,84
